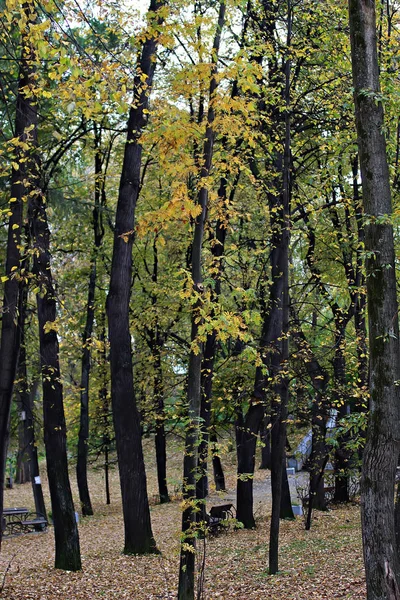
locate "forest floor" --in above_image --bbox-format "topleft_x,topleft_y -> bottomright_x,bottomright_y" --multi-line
0,436 -> 366,599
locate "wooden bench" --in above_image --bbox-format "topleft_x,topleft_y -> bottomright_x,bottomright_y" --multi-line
207,504 -> 235,535
2,508 -> 47,536
21,513 -> 48,534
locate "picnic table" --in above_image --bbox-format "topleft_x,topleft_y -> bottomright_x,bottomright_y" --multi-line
2,507 -> 47,536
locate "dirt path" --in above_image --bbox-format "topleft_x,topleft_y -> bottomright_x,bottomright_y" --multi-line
208,469 -> 310,514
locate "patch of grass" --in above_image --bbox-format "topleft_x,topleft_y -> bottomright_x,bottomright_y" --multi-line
251,543 -> 267,553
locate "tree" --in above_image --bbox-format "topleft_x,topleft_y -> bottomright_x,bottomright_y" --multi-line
106,0 -> 166,555
0,77 -> 24,551
15,271 -> 47,519
178,3 -> 226,598
349,0 -> 400,597
0,0 -> 84,573
76,122 -> 108,517
0,0 -> 39,550
28,94 -> 82,573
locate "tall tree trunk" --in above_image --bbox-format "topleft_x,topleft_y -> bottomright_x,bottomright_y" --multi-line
196,330 -> 215,516
0,7 -> 34,548
76,127 -> 106,517
305,454 -> 329,532
147,237 -> 170,505
76,254 -> 96,516
309,399 -> 328,513
210,429 -> 226,491
29,182 -> 81,571
196,202 -> 228,515
333,326 -> 350,503
236,402 -> 264,529
106,0 -> 165,555
349,1 -> 400,597
153,335 -> 170,504
15,272 -> 32,486
16,286 -> 47,519
15,399 -> 31,485
196,105 -> 240,514
26,382 -> 47,520
178,5 -> 226,599
269,2 -> 293,573
246,0 -> 294,560
99,314 -> 111,505
20,14 -> 80,565
280,453 -> 293,519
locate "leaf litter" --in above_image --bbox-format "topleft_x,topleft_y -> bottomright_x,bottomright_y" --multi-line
0,439 -> 365,599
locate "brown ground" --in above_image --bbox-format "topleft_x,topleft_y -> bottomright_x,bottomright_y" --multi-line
0,437 -> 365,599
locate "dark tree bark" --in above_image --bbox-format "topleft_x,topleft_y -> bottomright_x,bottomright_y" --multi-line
196,329 -> 216,513
178,4 -> 226,599
15,301 -> 31,488
395,479 -> 400,563
16,285 -> 47,519
76,252 -> 96,516
305,454 -> 329,532
15,277 -> 33,488
210,429 -> 226,491
309,400 -> 328,513
195,55 -> 242,516
279,455 -> 294,519
235,156 -> 292,533
196,173 -> 233,515
16,11 -> 80,567
332,325 -> 350,504
349,0 -> 400,597
245,0 -> 294,558
153,333 -> 170,504
99,314 -> 111,505
106,0 -> 165,555
15,395 -> 31,485
268,2 -> 293,574
76,125 -> 106,517
29,181 -> 81,571
236,402 -> 264,529
0,11 -> 34,548
145,237 -> 170,505
25,382 -> 47,521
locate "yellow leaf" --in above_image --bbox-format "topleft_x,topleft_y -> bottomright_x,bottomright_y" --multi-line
43,320 -> 58,334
